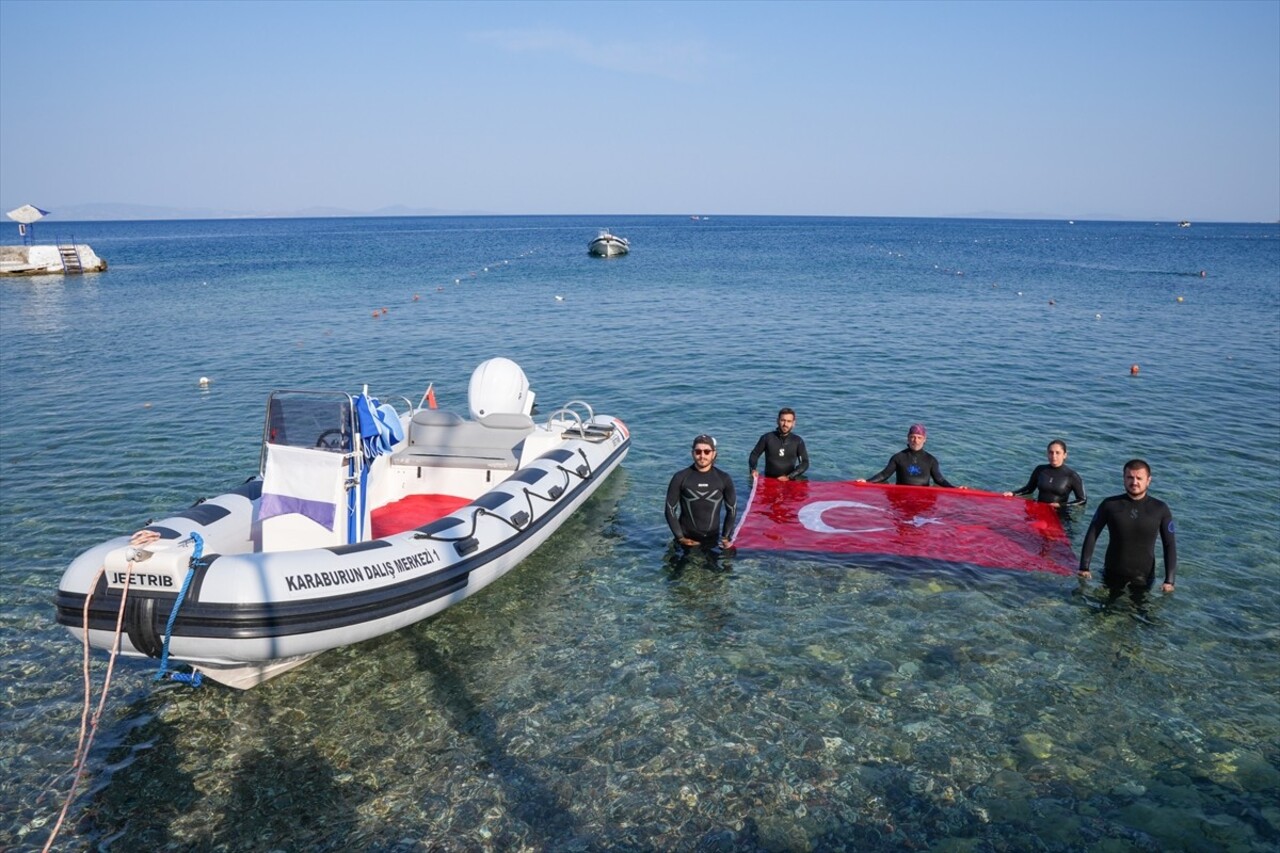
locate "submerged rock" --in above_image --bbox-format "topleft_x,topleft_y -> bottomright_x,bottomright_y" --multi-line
1018,732 -> 1054,761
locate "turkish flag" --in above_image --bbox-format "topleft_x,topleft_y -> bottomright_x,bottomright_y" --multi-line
734,479 -> 1076,576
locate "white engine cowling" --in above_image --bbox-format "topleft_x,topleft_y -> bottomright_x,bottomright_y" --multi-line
468,357 -> 535,419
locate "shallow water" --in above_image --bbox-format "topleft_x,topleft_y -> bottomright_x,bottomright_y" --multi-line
2,215 -> 1278,851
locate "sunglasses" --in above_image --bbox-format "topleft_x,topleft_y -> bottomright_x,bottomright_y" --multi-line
692,448 -> 715,456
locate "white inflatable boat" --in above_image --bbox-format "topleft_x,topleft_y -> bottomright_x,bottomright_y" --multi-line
54,358 -> 630,688
588,231 -> 630,257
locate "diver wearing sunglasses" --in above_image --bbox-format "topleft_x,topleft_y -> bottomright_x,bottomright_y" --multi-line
665,434 -> 737,551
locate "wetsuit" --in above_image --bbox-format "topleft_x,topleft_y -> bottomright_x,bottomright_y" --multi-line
1013,464 -> 1087,506
1079,493 -> 1177,592
665,465 -> 738,546
867,449 -> 955,487
748,430 -> 810,479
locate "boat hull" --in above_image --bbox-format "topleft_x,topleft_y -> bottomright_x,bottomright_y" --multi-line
55,418 -> 630,687
588,237 -> 629,257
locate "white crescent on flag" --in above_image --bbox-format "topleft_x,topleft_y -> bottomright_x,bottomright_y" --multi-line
797,500 -> 893,535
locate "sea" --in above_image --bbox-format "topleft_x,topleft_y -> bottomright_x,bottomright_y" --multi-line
2,215 -> 1277,852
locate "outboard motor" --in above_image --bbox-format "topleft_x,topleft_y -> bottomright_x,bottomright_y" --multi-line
468,357 -> 535,419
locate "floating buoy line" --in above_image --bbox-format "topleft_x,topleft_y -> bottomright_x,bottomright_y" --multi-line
369,248 -> 544,319
865,242 -> 1208,336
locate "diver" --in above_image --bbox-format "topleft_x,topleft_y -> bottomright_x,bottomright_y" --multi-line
748,407 -> 810,481
1005,439 -> 1087,507
860,423 -> 959,487
666,434 -> 737,551
1078,459 -> 1177,601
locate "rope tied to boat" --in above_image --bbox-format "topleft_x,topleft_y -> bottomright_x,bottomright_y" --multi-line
555,448 -> 593,482
153,531 -> 205,686
514,454 -> 591,523
413,505 -> 523,542
42,530 -> 146,852
412,450 -> 595,544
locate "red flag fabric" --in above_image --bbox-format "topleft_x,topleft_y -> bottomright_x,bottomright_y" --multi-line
426,384 -> 438,410
734,478 -> 1076,576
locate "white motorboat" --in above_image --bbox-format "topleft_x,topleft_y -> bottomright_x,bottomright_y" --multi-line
54,358 -> 630,688
588,231 -> 630,257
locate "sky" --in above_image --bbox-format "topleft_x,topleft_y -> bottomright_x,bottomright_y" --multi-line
1,0 -> 1277,222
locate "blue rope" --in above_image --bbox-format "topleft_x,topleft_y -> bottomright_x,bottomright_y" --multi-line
167,670 -> 204,686
154,532 -> 203,686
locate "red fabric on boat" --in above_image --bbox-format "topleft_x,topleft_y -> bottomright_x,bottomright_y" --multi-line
733,478 -> 1076,575
371,493 -> 471,539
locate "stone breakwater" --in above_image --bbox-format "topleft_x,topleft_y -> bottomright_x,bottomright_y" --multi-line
0,244 -> 107,275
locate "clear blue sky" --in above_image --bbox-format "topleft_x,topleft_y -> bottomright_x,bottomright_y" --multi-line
2,0 -> 1277,221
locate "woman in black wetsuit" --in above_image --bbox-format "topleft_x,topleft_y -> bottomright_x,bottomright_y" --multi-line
1004,439 -> 1087,507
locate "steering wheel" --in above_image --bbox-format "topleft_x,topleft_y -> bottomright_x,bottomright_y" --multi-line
315,429 -> 346,450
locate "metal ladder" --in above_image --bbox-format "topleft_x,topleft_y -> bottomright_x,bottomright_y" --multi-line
57,240 -> 83,274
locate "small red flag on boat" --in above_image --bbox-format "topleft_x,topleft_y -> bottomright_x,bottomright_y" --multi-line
734,478 -> 1076,576
426,383 -> 437,409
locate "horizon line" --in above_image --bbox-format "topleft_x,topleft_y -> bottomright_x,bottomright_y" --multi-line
5,210 -> 1275,227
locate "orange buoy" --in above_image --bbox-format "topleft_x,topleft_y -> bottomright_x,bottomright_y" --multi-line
1130,364 -> 1140,376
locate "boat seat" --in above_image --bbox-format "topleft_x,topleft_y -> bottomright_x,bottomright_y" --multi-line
408,408 -> 465,444
392,412 -> 535,470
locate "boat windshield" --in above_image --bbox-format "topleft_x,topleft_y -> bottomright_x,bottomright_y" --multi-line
263,391 -> 355,454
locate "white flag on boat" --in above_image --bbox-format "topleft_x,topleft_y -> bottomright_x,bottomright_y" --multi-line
259,444 -> 346,531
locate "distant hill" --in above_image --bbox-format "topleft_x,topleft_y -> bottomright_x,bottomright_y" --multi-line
5,202 -> 488,222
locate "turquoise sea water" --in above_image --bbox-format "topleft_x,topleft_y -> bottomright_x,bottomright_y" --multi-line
2,215 -> 1278,851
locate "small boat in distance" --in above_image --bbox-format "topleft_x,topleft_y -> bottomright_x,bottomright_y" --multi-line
588,231 -> 630,257
54,358 -> 630,688
1178,220 -> 1191,228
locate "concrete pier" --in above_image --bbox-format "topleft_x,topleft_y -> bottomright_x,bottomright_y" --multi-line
0,244 -> 107,275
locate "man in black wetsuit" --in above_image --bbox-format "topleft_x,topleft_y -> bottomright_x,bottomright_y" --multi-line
1004,439 -> 1087,507
860,423 -> 958,488
1078,459 -> 1177,598
666,434 -> 737,550
748,407 -> 809,481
